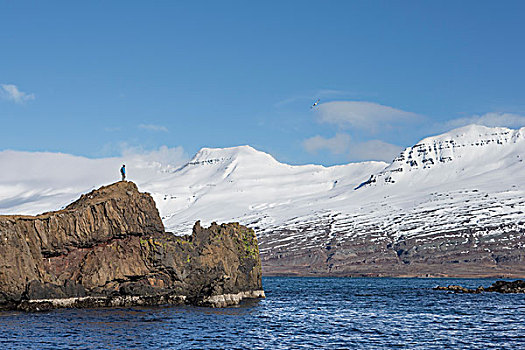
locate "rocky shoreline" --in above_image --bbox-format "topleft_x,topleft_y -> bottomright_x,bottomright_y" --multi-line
434,280 -> 525,294
16,289 -> 266,312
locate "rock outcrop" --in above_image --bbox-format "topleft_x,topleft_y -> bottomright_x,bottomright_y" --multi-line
434,280 -> 525,293
0,182 -> 264,311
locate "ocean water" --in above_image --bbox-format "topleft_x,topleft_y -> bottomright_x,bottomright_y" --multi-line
1,277 -> 524,349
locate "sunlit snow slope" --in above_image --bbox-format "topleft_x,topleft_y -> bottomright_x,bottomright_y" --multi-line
149,145 -> 387,234
1,125 -> 524,277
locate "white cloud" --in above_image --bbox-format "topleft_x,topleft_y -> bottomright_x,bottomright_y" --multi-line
303,132 -> 401,162
444,112 -> 525,129
0,84 -> 35,104
303,133 -> 351,154
348,140 -> 403,162
119,144 -> 187,170
316,101 -> 419,131
138,124 -> 169,132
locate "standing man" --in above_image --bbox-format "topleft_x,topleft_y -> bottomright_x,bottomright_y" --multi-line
120,164 -> 126,181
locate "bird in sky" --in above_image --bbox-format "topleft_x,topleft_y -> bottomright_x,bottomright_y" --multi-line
310,99 -> 320,109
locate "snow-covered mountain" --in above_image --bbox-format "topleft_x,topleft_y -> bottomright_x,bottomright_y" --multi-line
358,124 -> 524,188
149,145 -> 387,235
1,125 -> 524,277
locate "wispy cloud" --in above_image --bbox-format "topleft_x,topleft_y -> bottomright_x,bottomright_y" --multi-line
274,95 -> 310,108
138,124 -> 169,132
443,112 -> 525,130
303,133 -> 351,155
316,101 -> 419,132
0,84 -> 35,104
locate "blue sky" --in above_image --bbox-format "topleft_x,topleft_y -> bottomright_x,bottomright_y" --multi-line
1,1 -> 525,165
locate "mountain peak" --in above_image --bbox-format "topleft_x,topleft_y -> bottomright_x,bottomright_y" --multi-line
421,124 -> 519,144
188,145 -> 278,166
355,124 -> 525,189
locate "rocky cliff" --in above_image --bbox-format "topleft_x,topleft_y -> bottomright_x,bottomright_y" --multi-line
0,182 -> 264,311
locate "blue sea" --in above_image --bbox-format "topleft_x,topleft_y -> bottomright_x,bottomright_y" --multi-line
1,277 -> 524,349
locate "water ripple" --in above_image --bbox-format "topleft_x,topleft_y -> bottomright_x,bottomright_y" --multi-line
0,277 -> 524,349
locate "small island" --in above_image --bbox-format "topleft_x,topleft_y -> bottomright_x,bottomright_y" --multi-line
0,182 -> 264,311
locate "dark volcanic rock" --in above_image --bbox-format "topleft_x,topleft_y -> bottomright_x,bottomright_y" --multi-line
434,280 -> 525,293
0,182 -> 264,311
